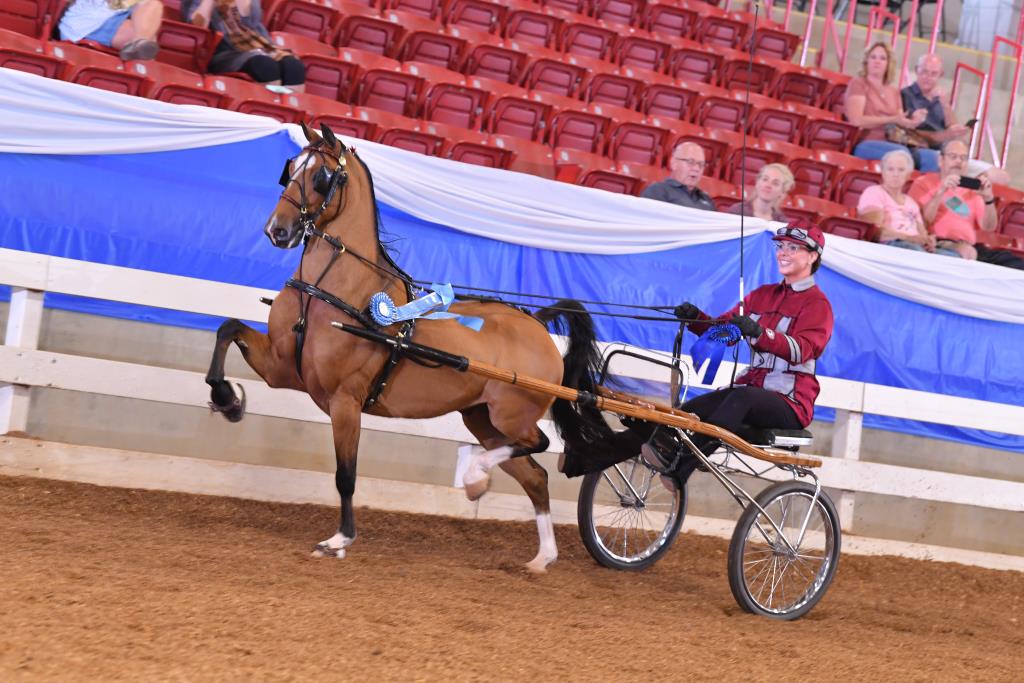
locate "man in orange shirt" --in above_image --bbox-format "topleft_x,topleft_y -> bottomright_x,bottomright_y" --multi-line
907,140 -> 996,261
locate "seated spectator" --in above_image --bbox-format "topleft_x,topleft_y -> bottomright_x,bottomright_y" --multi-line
857,150 -> 958,256
58,0 -> 163,61
183,0 -> 306,92
640,142 -> 716,211
908,140 -> 1024,269
727,163 -> 794,222
845,41 -> 939,172
902,54 -> 1011,186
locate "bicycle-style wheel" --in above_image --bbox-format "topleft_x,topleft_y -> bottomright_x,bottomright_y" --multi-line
577,456 -> 686,571
727,480 -> 841,620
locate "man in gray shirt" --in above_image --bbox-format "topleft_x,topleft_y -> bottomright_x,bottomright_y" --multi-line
640,141 -> 717,211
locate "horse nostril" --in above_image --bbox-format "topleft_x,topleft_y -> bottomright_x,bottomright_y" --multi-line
274,228 -> 289,240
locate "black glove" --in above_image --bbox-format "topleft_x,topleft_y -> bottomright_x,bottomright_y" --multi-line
731,314 -> 763,339
674,302 -> 701,321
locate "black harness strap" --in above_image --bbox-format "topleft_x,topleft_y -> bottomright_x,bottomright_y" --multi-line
285,278 -> 416,411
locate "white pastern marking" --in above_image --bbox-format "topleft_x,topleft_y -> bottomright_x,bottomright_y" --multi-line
536,512 -> 557,563
321,532 -> 353,550
463,445 -> 513,485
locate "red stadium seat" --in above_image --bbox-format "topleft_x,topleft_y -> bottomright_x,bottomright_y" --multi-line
607,121 -> 669,165
300,54 -> 362,102
445,0 -> 507,33
0,29 -> 64,78
355,68 -> 424,116
560,22 -> 617,60
153,20 -> 216,73
130,59 -> 227,107
748,105 -> 806,144
833,167 -> 882,208
614,34 -> 672,73
642,3 -> 698,40
719,142 -> 783,188
973,230 -> 1020,250
999,202 -> 1024,241
820,76 -> 851,117
771,63 -> 829,107
694,11 -> 749,50
382,0 -> 443,20
668,45 -> 722,84
593,0 -> 643,27
521,56 -> 586,97
270,31 -> 336,57
266,1 -> 340,43
586,100 -> 645,124
719,54 -> 778,95
315,104 -> 381,140
694,94 -> 748,132
639,79 -> 698,120
462,40 -> 529,83
552,147 -> 616,182
821,215 -> 878,242
784,153 -> 839,200
490,133 -> 556,178
803,116 -> 858,154
421,80 -> 489,129
398,26 -> 467,70
618,160 -> 666,188
503,9 -> 562,49
379,128 -> 448,156
538,0 -> 589,13
580,71 -> 643,109
208,75 -> 305,122
47,42 -> 147,96
699,176 -> 742,207
486,95 -> 550,141
548,108 -> 612,153
0,0 -> 50,38
580,169 -> 645,194
784,194 -> 850,223
335,12 -> 404,56
748,25 -> 801,61
413,123 -> 512,168
337,45 -> 401,73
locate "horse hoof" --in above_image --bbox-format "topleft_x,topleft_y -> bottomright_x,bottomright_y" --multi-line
525,556 -> 553,574
463,474 -> 490,501
209,383 -> 247,423
312,543 -> 346,559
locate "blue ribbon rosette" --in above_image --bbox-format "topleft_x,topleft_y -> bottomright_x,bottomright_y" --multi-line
690,323 -> 741,384
369,283 -> 484,332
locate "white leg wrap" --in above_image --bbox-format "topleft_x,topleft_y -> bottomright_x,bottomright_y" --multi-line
525,512 -> 558,573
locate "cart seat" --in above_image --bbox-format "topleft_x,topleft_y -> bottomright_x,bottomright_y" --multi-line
737,426 -> 814,449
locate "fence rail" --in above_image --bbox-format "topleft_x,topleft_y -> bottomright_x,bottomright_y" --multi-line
3,247 -> 1024,532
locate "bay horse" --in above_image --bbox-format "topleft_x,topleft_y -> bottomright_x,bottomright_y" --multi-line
204,124 -> 608,573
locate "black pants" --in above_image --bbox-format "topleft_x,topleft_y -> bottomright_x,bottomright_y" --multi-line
240,54 -> 306,85
668,386 -> 802,482
975,244 -> 1024,270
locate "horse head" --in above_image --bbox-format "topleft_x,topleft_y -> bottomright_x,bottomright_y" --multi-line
265,122 -> 355,249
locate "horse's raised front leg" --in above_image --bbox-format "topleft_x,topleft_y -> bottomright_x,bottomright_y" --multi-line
205,318 -> 282,422
313,394 -> 362,559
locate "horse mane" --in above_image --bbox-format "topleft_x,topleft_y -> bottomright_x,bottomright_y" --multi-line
349,150 -> 415,300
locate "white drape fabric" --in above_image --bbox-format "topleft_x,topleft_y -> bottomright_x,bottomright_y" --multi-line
3,67 -> 1024,323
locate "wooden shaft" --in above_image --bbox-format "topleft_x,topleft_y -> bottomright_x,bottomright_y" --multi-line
465,359 -> 821,469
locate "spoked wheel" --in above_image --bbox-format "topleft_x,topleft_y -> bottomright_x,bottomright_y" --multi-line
727,480 -> 841,620
577,456 -> 687,571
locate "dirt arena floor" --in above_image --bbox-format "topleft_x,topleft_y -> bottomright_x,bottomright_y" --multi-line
2,474 -> 1022,681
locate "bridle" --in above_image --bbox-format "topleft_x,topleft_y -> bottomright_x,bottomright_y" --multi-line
277,138 -> 350,249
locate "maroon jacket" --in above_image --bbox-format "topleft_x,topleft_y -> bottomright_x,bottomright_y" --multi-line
689,276 -> 834,426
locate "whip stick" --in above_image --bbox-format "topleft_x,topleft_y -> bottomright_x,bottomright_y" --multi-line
332,322 -> 820,468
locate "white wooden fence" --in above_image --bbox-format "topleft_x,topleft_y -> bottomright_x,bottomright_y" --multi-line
3,246 -> 1024,534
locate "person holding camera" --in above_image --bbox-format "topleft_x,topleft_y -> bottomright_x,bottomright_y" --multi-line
907,140 -> 995,261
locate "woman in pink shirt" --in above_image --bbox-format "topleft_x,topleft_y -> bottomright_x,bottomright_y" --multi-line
857,149 -> 959,256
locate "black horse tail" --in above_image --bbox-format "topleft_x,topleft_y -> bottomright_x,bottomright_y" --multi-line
536,300 -> 641,477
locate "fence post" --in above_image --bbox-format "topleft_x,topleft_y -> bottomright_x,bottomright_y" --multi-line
0,288 -> 44,435
831,407 -> 863,532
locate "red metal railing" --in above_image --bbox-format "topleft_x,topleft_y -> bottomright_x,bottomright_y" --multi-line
978,36 -> 1023,167
951,62 -> 988,158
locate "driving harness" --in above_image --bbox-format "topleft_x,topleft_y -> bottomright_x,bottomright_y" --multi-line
277,134 -> 416,411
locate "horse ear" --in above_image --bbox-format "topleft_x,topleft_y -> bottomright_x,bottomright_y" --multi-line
320,123 -> 338,149
300,121 -> 312,142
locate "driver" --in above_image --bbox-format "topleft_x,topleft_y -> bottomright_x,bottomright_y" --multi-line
645,219 -> 834,487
